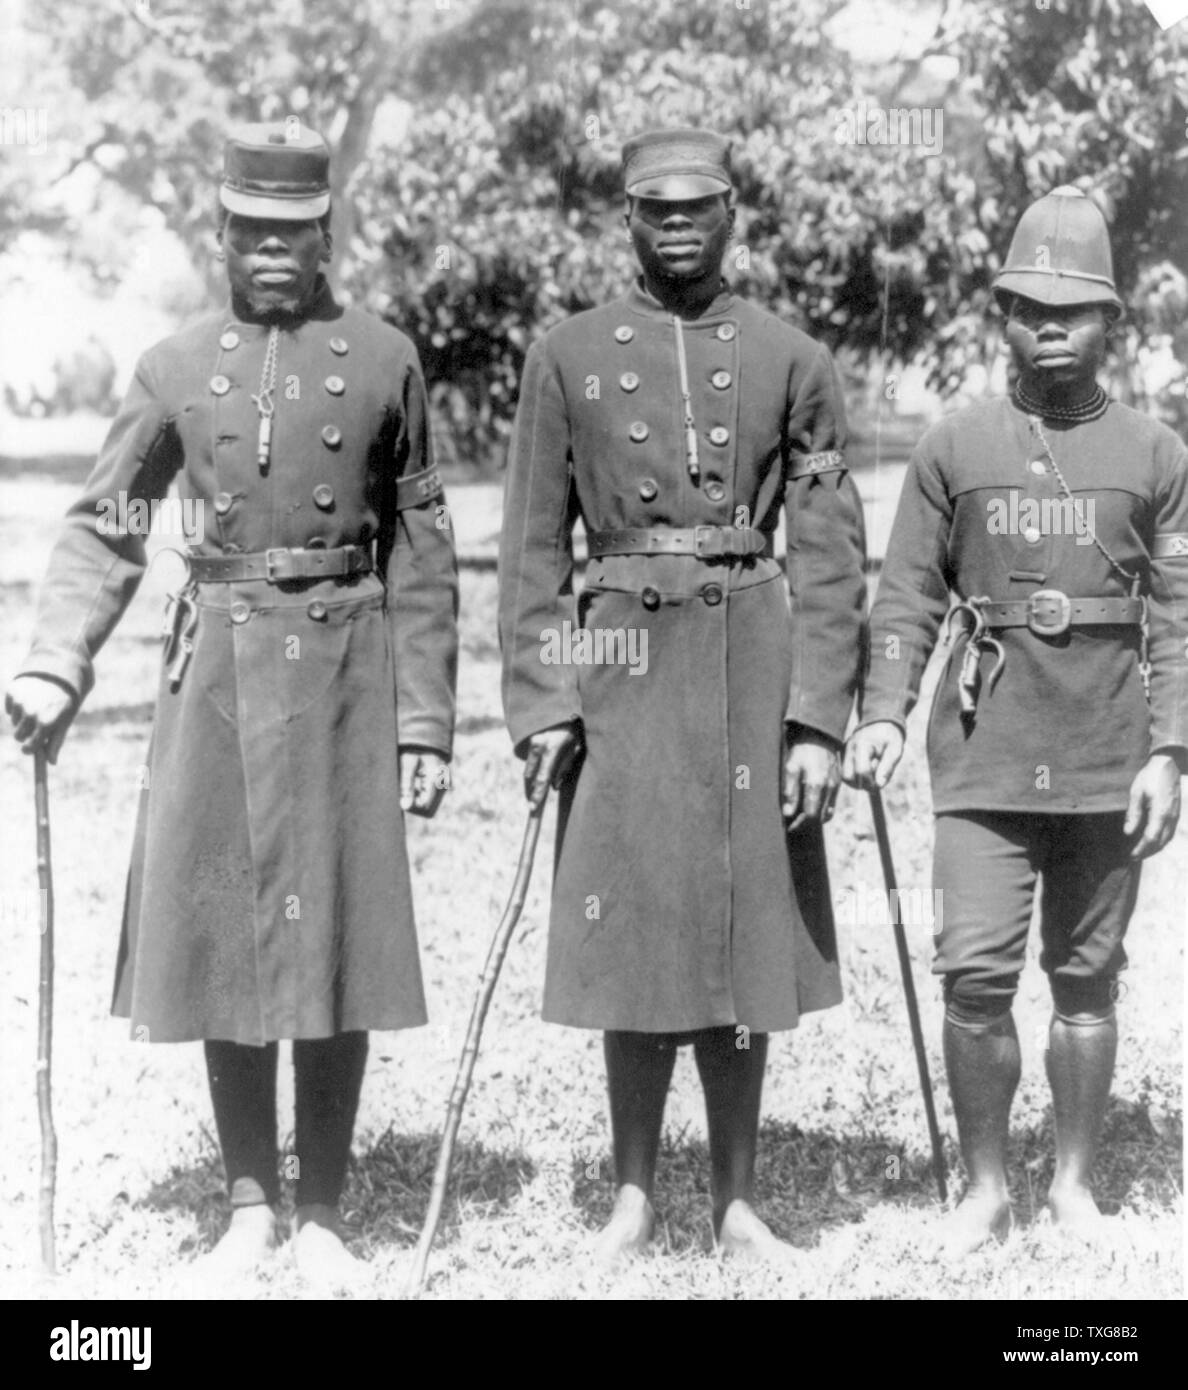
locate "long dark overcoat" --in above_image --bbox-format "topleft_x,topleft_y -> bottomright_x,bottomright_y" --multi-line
499,280 -> 867,1033
21,278 -> 458,1044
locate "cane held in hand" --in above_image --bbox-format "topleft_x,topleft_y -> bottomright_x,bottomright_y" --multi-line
34,750 -> 59,1274
868,788 -> 948,1202
405,790 -> 549,1296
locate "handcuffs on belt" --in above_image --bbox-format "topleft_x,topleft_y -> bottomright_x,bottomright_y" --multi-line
161,555 -> 199,692
944,595 -> 1005,718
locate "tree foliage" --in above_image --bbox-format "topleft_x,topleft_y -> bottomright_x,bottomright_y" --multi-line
8,0 -> 1188,454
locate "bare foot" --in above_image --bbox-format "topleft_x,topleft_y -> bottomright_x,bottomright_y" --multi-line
716,1200 -> 800,1265
1049,1183 -> 1107,1245
939,1187 -> 1012,1260
592,1185 -> 655,1267
186,1205 -> 277,1292
294,1204 -> 366,1294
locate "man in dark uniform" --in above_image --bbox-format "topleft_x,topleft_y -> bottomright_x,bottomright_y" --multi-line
499,129 -> 866,1263
5,123 -> 458,1290
845,187 -> 1188,1256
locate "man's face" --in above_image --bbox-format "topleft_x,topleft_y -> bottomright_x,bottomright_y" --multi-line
219,214 -> 330,318
1004,296 -> 1111,387
627,194 -> 734,284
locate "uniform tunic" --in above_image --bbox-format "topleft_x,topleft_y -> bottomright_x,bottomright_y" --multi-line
21,279 -> 458,1044
499,280 -> 867,1033
860,398 -> 1188,811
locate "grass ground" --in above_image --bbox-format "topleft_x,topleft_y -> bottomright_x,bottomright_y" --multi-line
0,454 -> 1181,1301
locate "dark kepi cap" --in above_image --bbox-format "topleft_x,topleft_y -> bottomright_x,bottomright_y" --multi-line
993,186 -> 1122,313
622,127 -> 732,201
220,121 -> 331,221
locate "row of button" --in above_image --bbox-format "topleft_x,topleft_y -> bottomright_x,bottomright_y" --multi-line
229,598 -> 331,625
636,477 -> 727,503
210,375 -> 345,396
619,370 -> 732,393
214,485 -> 337,516
640,583 -> 724,610
614,323 -> 736,343
219,331 -> 349,356
629,422 -> 731,446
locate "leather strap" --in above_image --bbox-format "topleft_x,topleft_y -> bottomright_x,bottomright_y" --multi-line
789,449 -> 846,480
979,594 -> 1142,631
396,465 -> 444,510
188,545 -> 373,583
1153,532 -> 1188,560
587,526 -> 767,560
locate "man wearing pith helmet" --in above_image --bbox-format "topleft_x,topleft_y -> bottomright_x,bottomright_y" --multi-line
846,186 -> 1188,1256
499,127 -> 867,1263
5,122 -> 459,1290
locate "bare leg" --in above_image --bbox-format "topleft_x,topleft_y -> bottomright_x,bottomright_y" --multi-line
940,1011 -> 1017,1259
1046,1012 -> 1116,1241
292,1031 -> 369,1291
693,1027 -> 794,1262
595,1030 -> 678,1265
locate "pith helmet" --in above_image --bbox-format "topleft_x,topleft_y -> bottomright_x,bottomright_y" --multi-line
621,128 -> 732,201
993,186 -> 1122,313
220,121 -> 331,221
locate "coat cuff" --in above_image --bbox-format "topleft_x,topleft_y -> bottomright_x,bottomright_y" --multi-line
784,692 -> 849,745
396,716 -> 453,761
19,647 -> 93,703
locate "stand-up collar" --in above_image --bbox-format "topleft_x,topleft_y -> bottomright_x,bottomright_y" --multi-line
227,274 -> 343,328
625,276 -> 735,323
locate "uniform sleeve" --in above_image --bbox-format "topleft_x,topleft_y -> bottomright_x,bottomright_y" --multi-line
857,432 -> 953,731
1146,439 -> 1188,757
19,353 -> 180,702
498,337 -> 582,756
381,352 -> 459,758
783,344 -> 868,743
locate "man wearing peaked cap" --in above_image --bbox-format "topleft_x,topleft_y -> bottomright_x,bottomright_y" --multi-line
499,126 -> 867,1263
847,186 -> 1188,1256
5,120 -> 459,1292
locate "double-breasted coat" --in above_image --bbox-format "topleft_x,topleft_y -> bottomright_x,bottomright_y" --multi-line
859,398 -> 1188,809
499,280 -> 867,1033
21,278 -> 459,1044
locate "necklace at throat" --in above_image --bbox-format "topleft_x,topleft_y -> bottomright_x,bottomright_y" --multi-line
1012,381 -> 1109,424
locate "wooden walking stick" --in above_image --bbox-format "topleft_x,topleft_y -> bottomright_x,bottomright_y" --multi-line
868,788 -> 948,1202
33,749 -> 59,1273
405,792 -> 548,1297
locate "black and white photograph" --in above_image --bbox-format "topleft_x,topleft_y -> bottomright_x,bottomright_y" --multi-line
0,0 -> 1184,1325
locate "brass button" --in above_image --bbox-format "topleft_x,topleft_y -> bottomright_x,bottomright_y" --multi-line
1023,526 -> 1042,544
614,325 -> 635,344
711,370 -> 732,390
210,374 -> 231,396
329,337 -> 348,355
629,421 -> 649,442
638,478 -> 658,501
702,583 -> 724,606
229,601 -> 250,625
620,372 -> 640,392
313,484 -> 335,510
325,375 -> 345,396
641,586 -> 661,611
321,425 -> 343,449
709,426 -> 730,446
716,324 -> 736,342
704,480 -> 726,502
307,600 -> 328,621
213,491 -> 233,516
219,331 -> 240,351
1030,460 -> 1047,476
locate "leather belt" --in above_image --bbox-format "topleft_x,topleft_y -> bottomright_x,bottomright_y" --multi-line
587,526 -> 766,560
187,545 -> 373,584
979,590 -> 1142,637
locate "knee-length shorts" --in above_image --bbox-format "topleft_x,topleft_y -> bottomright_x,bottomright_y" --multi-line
932,811 -> 1141,1021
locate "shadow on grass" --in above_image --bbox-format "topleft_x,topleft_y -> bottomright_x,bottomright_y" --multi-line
136,1126 -> 536,1257
571,1099 -> 1182,1256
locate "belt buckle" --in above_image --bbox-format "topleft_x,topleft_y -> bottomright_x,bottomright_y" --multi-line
693,526 -> 719,558
1027,588 -> 1071,636
264,547 -> 291,582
